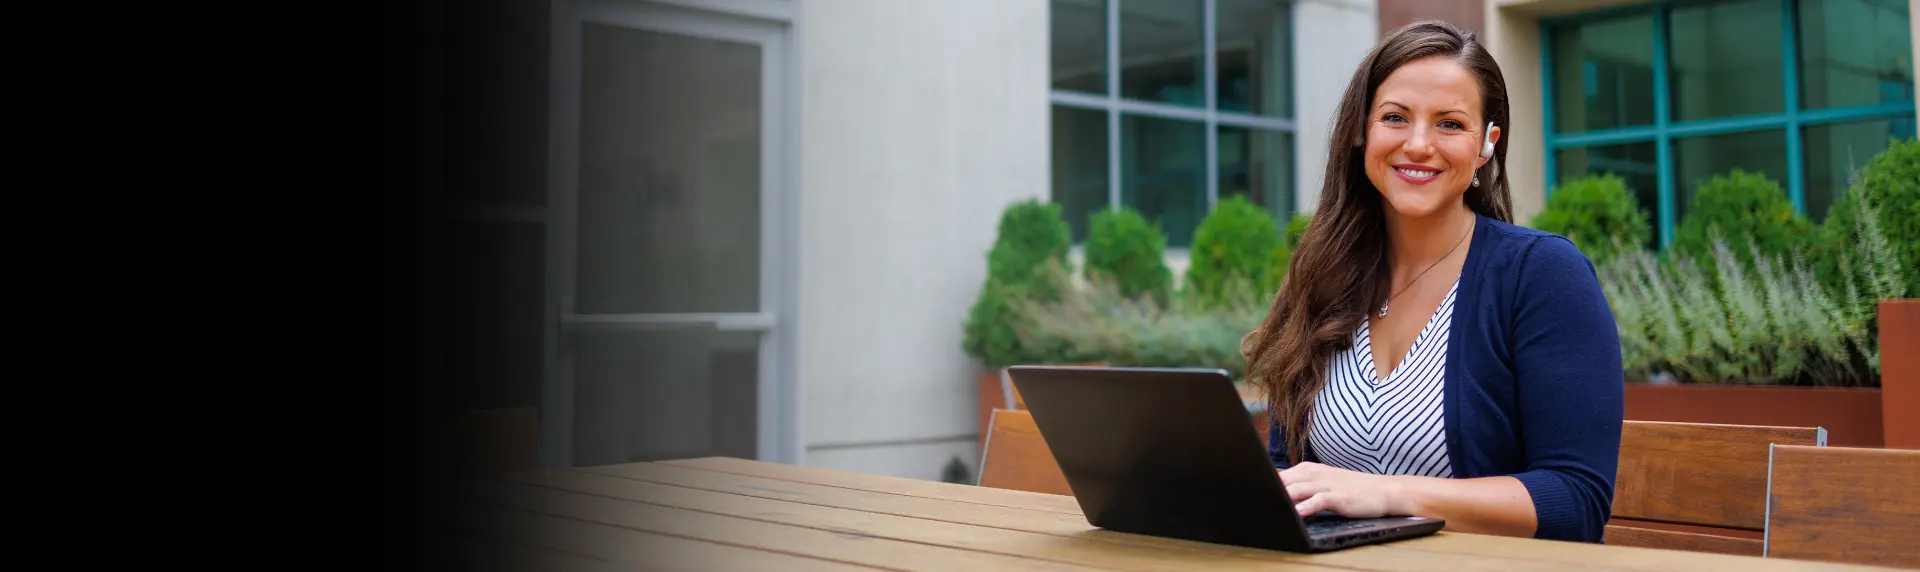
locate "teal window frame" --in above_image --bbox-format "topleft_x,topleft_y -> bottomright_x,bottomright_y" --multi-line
1541,0 -> 1917,248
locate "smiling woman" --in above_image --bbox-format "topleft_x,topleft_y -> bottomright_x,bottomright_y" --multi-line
1238,20 -> 1625,544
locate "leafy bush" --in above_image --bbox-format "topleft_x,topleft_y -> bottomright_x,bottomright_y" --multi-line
1597,180 -> 1907,387
1083,207 -> 1174,305
1816,137 -> 1919,295
963,199 -> 1072,368
1012,261 -> 1266,379
1258,212 -> 1314,299
1669,170 -> 1816,275
1183,195 -> 1279,308
1527,173 -> 1651,264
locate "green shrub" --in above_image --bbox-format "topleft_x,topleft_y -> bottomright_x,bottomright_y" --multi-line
1527,173 -> 1651,264
963,199 -> 1072,368
1816,137 -> 1919,295
1084,207 -> 1174,305
1258,212 -> 1314,299
1594,185 -> 1903,387
1012,262 -> 1266,380
1669,170 -> 1816,275
1183,195 -> 1279,308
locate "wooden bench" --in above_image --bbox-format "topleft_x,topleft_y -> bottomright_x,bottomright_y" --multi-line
1764,444 -> 1920,567
1603,420 -> 1824,556
975,408 -> 1073,496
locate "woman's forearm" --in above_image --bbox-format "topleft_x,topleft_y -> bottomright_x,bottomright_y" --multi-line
1386,475 -> 1537,538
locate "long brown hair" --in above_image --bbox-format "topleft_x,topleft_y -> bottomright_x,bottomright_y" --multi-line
1244,20 -> 1514,465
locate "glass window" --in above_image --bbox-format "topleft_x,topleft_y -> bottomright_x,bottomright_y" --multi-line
1054,105 -> 1111,242
1804,117 -> 1917,221
1551,14 -> 1657,132
1668,0 -> 1784,121
1556,142 -> 1661,243
1122,114 -> 1207,247
1546,0 -> 1915,249
573,330 -> 761,465
1798,0 -> 1916,110
1120,0 -> 1205,107
577,22 -> 761,314
1673,129 -> 1789,222
568,22 -> 770,469
1049,0 -> 1297,247
1219,126 -> 1293,217
1053,0 -> 1107,93
1215,0 -> 1291,117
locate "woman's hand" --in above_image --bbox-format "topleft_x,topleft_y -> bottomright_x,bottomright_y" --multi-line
1279,462 -> 1406,518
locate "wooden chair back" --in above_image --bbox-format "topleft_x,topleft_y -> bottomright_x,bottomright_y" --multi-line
1603,420 -> 1823,556
1003,363 -> 1107,411
1764,444 -> 1920,567
976,409 -> 1073,496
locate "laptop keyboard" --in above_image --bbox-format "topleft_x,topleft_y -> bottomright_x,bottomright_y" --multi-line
1303,516 -> 1370,535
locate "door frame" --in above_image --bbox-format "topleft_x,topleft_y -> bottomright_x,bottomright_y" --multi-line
541,0 -> 801,469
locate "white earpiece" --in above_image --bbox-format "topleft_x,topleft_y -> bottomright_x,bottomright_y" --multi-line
1480,122 -> 1496,158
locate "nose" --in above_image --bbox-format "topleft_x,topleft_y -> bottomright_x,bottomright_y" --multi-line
1401,124 -> 1436,158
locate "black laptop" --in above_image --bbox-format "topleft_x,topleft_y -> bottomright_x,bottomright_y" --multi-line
1005,365 -> 1446,553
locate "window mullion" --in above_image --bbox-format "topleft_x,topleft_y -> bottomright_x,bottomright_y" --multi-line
1205,0 -> 1219,213
1107,0 -> 1121,213
1780,0 -> 1806,213
1542,23 -> 1558,198
1653,6 -> 1676,249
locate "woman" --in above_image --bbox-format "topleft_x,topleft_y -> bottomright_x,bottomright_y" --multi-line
1239,20 -> 1623,544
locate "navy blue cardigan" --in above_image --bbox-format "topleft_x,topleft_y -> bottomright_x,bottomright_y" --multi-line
1266,214 -> 1625,543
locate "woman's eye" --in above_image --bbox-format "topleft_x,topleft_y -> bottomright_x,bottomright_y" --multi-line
1439,120 -> 1464,130
1381,113 -> 1406,124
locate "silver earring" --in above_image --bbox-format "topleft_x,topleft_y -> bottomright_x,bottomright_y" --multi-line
1472,175 -> 1480,187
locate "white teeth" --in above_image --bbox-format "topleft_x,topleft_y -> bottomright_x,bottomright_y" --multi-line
1396,167 -> 1438,178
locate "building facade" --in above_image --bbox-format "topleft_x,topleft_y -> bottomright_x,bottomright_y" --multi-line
443,0 -> 1915,483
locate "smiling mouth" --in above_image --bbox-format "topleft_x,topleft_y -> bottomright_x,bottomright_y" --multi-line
1395,166 -> 1440,178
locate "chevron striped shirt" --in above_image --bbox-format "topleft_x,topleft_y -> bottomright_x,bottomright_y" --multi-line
1307,277 -> 1456,478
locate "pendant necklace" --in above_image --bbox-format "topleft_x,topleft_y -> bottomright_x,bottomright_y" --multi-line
1379,215 -> 1474,319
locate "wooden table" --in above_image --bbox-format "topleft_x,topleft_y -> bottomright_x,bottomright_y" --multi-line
452,456 -> 1896,571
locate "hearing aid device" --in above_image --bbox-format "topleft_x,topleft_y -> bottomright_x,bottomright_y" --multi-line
1480,122 -> 1496,158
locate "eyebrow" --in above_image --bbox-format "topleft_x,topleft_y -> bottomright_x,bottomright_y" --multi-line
1376,100 -> 1471,117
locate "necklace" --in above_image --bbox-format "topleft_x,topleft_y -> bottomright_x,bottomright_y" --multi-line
1378,214 -> 1474,319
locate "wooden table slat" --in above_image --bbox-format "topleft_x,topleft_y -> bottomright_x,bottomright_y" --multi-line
468,456 -> 1885,572
500,469 -> 1336,571
645,458 -> 1896,572
465,478 -> 1112,572
662,456 -> 1083,515
573,461 -> 1647,572
1389,531 -> 1891,572
455,501 -> 880,571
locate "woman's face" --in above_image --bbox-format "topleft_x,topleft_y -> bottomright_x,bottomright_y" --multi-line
1362,55 -> 1499,220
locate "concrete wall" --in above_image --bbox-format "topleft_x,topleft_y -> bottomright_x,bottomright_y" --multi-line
796,0 -> 1050,481
1293,0 -> 1382,213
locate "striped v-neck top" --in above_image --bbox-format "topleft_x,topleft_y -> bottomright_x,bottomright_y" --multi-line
1306,277 -> 1457,478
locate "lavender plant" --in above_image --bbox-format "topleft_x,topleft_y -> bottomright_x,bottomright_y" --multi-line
1595,183 -> 1907,387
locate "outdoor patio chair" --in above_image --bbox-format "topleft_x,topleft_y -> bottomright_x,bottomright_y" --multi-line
976,408 -> 1073,496
1763,444 -> 1920,567
1603,420 -> 1824,556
